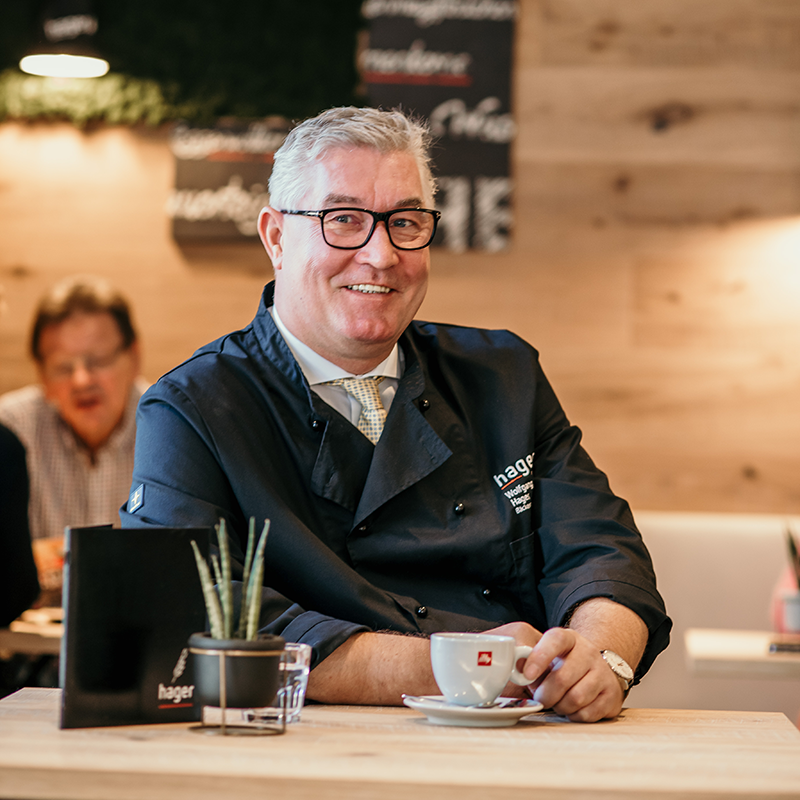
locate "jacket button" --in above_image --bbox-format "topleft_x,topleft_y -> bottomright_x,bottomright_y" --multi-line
415,606 -> 428,618
482,588 -> 492,599
453,502 -> 465,515
311,419 -> 322,430
420,399 -> 430,411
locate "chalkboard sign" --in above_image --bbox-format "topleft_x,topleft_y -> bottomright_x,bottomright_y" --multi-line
167,119 -> 290,241
362,0 -> 517,251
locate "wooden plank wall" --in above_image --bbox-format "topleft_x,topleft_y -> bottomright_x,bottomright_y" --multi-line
1,0 -> 799,514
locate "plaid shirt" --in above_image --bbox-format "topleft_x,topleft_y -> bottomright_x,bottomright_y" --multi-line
0,380 -> 146,540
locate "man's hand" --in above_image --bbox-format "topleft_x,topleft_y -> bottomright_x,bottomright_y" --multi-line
521,624 -> 626,722
489,599 -> 648,722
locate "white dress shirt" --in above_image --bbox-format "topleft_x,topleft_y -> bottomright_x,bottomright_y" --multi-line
269,305 -> 403,425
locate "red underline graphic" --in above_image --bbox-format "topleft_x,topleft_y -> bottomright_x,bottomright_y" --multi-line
363,72 -> 473,87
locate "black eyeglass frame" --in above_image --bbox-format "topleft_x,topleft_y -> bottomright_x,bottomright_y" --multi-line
280,207 -> 442,251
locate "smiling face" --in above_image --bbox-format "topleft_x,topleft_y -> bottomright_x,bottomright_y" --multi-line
259,147 -> 431,374
38,311 -> 140,454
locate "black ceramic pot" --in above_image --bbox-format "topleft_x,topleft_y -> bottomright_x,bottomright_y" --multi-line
188,632 -> 285,709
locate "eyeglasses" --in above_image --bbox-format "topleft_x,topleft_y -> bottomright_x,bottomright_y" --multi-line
280,207 -> 441,251
43,344 -> 127,382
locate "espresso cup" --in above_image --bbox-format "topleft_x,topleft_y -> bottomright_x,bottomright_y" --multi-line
430,632 -> 534,707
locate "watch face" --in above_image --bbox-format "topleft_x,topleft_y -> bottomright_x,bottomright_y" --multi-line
602,650 -> 634,683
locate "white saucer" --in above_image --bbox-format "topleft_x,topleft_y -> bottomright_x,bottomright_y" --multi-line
402,695 -> 544,728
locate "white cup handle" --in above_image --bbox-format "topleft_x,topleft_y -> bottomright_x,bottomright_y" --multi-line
510,644 -> 534,686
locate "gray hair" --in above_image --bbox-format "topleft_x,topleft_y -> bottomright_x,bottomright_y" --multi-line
268,106 -> 437,209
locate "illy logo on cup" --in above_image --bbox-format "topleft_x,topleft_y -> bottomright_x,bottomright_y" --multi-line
477,651 -> 493,666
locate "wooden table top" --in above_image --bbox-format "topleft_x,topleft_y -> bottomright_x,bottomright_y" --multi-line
685,628 -> 800,679
1,688 -> 800,800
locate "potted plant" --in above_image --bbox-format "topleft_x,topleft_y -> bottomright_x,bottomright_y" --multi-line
188,518 -> 285,713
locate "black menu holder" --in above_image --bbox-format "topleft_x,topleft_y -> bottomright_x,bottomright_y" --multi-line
60,525 -> 211,728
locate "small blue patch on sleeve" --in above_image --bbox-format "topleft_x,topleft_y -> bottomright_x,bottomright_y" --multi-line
129,483 -> 144,513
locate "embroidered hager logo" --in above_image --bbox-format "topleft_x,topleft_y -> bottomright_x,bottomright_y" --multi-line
493,451 -> 534,514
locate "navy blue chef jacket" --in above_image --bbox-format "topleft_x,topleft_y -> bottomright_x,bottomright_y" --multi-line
122,282 -> 670,680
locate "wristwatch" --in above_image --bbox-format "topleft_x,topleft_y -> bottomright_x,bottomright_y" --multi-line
600,650 -> 634,696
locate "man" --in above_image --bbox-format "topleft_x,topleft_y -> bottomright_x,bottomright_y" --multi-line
0,276 -> 145,548
123,107 -> 670,722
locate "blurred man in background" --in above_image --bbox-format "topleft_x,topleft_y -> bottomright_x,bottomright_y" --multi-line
0,276 -> 145,602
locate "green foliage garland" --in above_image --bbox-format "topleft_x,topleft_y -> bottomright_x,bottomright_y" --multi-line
0,70 -> 176,126
0,0 -> 365,126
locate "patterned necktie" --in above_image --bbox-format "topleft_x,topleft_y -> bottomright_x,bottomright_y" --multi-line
326,376 -> 387,444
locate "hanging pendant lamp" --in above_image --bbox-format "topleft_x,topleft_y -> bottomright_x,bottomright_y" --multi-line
19,0 -> 109,79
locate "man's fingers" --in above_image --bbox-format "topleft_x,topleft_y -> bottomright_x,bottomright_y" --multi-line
531,654 -> 589,709
522,627 -> 577,682
537,665 -> 602,716
559,683 -> 620,722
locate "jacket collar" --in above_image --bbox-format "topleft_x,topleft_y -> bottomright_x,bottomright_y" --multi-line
250,282 -> 453,519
